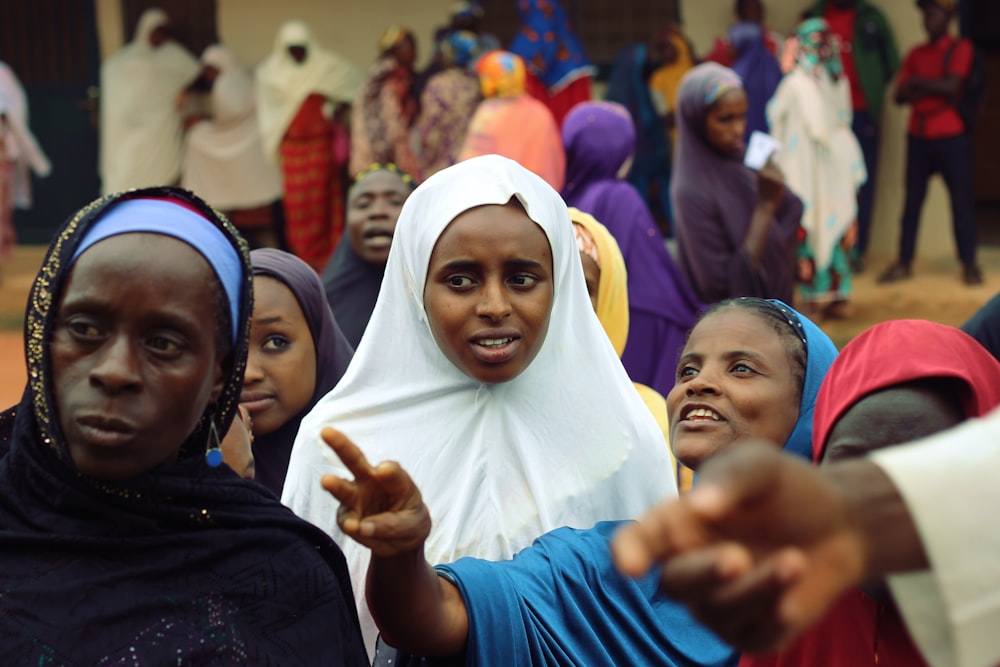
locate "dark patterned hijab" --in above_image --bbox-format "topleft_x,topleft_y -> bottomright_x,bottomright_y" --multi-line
0,187 -> 367,665
250,248 -> 354,495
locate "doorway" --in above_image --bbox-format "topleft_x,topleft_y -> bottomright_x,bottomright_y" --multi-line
1,0 -> 101,244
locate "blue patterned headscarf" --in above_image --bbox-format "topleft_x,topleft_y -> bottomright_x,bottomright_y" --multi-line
509,0 -> 593,90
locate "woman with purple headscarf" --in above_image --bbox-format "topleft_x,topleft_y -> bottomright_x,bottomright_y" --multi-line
562,101 -> 703,396
729,21 -> 784,139
671,63 -> 803,305
243,248 -> 355,495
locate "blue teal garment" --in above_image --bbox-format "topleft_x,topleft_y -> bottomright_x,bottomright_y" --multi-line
797,240 -> 853,303
509,0 -> 592,90
436,521 -> 738,667
767,299 -> 839,460
605,43 -> 674,225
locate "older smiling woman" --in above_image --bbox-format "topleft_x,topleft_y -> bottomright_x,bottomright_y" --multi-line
667,297 -> 838,469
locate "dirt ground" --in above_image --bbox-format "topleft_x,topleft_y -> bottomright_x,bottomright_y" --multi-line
2,244 -> 1000,409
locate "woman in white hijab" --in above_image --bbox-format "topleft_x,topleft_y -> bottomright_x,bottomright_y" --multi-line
99,8 -> 199,194
256,21 -> 363,272
282,154 -> 675,654
182,45 -> 283,247
0,60 -> 50,266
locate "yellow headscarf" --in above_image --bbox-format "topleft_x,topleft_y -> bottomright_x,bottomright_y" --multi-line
649,31 -> 696,112
569,207 -> 694,491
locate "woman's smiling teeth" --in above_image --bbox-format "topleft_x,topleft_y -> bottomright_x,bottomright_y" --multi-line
686,408 -> 722,421
476,337 -> 514,348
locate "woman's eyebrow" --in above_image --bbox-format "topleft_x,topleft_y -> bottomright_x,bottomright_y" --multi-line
505,258 -> 545,270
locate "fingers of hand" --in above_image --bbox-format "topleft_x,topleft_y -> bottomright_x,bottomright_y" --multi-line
321,426 -> 374,481
680,549 -> 805,652
321,473 -> 358,505
777,539 -> 858,637
372,460 -> 422,508
658,542 -> 752,601
690,441 -> 784,520
341,506 -> 432,556
611,522 -> 656,577
612,498 -> 709,577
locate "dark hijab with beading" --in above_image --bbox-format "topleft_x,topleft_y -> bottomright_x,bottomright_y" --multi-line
0,187 -> 367,665
250,248 -> 354,495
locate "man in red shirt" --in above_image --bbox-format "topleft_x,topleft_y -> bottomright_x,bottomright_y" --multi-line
878,0 -> 982,285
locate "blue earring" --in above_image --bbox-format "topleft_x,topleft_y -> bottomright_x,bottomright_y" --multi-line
206,419 -> 223,467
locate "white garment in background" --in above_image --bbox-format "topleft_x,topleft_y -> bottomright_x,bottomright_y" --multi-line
255,21 -> 362,163
181,46 -> 281,210
873,408 -> 1000,667
0,60 -> 51,208
281,155 -> 675,654
767,65 -> 866,271
99,8 -> 199,194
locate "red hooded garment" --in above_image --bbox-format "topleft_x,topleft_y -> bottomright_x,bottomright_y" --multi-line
741,320 -> 1000,667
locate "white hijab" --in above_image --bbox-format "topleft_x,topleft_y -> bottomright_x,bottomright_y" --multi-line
767,65 -> 866,272
255,21 -> 363,162
282,154 -> 675,653
0,60 -> 50,208
181,45 -> 282,210
99,8 -> 200,194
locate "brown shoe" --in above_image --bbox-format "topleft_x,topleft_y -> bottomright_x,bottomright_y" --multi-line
963,264 -> 984,285
877,263 -> 912,284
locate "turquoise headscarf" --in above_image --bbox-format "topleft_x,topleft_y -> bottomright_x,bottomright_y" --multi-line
795,17 -> 844,80
768,298 -> 839,460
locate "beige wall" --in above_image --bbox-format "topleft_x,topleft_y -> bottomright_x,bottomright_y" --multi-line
96,1 -> 454,69
681,0 -> 959,263
217,1 -> 454,69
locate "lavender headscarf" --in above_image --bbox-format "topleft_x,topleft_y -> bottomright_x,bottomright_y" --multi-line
670,63 -> 802,305
562,101 -> 703,396
250,249 -> 355,495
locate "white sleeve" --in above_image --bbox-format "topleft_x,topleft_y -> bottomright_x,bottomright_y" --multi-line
869,408 -> 1000,667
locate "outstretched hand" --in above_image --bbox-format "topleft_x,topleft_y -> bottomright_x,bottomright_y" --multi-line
612,441 -> 870,652
320,427 -> 431,558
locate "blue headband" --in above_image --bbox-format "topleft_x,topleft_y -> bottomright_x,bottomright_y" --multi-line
70,199 -> 242,343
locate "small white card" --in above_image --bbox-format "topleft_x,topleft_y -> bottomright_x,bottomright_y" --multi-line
743,130 -> 782,170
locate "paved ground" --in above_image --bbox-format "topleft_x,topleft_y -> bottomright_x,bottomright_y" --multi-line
2,244 -> 1000,409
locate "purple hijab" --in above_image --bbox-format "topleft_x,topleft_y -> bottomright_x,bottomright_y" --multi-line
670,63 -> 802,305
729,22 -> 783,139
562,101 -> 703,395
250,249 -> 355,495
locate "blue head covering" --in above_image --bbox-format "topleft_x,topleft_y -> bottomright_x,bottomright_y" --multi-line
443,30 -> 479,69
729,21 -> 783,139
71,198 -> 242,344
509,0 -> 593,90
766,299 -> 839,460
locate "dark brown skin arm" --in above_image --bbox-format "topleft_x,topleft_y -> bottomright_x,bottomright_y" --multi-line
612,442 -> 927,652
320,427 -> 469,656
825,456 -> 928,579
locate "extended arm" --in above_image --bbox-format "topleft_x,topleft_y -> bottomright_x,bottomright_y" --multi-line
320,428 -> 469,656
611,441 -> 926,652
